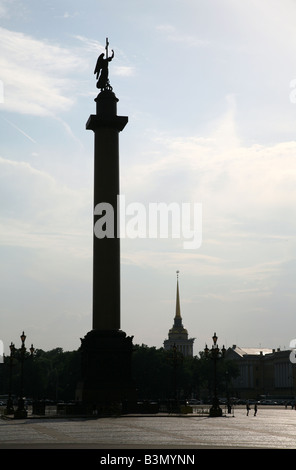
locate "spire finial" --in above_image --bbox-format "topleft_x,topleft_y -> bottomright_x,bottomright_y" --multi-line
175,271 -> 181,319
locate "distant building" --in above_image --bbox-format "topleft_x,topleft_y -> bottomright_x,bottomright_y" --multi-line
226,345 -> 296,400
163,272 -> 195,357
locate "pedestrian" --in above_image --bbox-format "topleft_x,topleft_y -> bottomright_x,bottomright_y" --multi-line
254,403 -> 257,416
246,403 -> 250,416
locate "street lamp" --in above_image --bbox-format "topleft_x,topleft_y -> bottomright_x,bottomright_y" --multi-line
5,342 -> 16,415
14,332 -> 35,419
204,332 -> 226,417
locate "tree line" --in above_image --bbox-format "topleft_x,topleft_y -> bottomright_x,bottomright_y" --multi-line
0,344 -> 239,403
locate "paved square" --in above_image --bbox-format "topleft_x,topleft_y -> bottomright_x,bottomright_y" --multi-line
0,407 -> 296,449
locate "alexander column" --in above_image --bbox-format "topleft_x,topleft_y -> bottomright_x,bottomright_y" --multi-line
77,39 -> 135,411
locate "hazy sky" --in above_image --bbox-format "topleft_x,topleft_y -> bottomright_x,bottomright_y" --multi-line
1,0 -> 296,355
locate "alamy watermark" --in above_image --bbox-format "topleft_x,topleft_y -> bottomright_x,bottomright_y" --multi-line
94,195 -> 202,249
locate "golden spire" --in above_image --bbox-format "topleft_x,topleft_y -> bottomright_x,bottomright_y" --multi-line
175,270 -> 181,319
168,270 -> 188,335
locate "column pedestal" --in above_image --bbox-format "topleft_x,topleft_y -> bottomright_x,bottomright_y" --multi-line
76,330 -> 136,412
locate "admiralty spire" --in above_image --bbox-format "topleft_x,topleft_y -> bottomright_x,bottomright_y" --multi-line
164,271 -> 195,357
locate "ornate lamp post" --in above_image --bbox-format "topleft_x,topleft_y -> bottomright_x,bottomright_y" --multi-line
204,332 -> 226,417
5,342 -> 16,415
14,332 -> 35,419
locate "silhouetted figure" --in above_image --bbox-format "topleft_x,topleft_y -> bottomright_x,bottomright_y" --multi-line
94,49 -> 114,90
246,403 -> 250,416
254,403 -> 257,416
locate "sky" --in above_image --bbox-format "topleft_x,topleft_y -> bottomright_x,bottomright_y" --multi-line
1,0 -> 296,356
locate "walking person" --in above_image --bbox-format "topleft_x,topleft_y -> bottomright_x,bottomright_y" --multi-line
246,402 -> 250,416
254,403 -> 257,416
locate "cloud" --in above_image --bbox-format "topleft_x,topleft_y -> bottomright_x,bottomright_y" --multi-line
73,35 -> 103,54
0,27 -> 88,116
0,0 -> 18,19
124,101 -> 296,219
0,156 -> 91,254
0,154 -> 92,352
2,116 -> 37,143
119,98 -> 296,297
113,66 -> 135,77
156,24 -> 210,47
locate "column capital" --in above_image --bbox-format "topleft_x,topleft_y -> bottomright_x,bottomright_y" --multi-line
86,114 -> 128,132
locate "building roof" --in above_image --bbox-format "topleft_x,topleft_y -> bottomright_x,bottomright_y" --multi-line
230,345 -> 273,357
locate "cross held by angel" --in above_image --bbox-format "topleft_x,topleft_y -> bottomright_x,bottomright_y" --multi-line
94,38 -> 114,90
